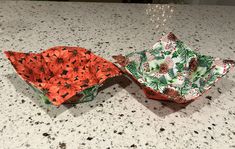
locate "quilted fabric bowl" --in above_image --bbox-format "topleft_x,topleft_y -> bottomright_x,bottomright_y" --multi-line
5,46 -> 121,106
113,32 -> 234,103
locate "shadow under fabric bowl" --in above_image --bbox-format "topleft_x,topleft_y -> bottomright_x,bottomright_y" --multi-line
113,32 -> 235,104
4,46 -> 121,106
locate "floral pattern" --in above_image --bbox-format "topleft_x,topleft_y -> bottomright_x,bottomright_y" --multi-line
113,32 -> 234,103
5,46 -> 121,106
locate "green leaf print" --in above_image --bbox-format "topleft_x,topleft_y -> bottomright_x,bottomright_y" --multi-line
144,74 -> 157,82
138,51 -> 148,74
76,85 -> 99,103
140,51 -> 147,65
159,75 -> 167,85
192,70 -> 201,82
181,88 -> 189,95
148,82 -> 159,90
198,55 -> 213,68
192,83 -> 198,88
175,40 -> 185,50
82,86 -> 97,95
172,51 -> 179,58
186,49 -> 196,58
179,49 -> 188,61
193,75 -> 200,82
184,78 -> 190,86
148,60 -> 161,72
155,64 -> 160,71
176,62 -> 184,72
39,94 -> 51,104
126,61 -> 142,79
155,56 -> 165,60
199,78 -> 206,92
179,49 -> 195,64
27,83 -> 51,104
191,67 -> 208,82
144,76 -> 160,90
168,68 -> 175,78
164,51 -> 171,55
150,49 -> 160,56
180,78 -> 191,95
206,74 -> 217,87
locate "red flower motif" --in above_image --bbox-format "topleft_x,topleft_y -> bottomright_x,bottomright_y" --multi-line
159,63 -> 169,74
167,32 -> 178,41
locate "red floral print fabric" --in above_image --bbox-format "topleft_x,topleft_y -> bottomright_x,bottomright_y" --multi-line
5,46 -> 121,106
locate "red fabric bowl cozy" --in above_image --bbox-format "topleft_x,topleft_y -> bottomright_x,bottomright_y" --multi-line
4,46 -> 121,106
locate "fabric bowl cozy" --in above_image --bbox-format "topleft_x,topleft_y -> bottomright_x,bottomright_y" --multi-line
113,32 -> 234,103
5,46 -> 121,106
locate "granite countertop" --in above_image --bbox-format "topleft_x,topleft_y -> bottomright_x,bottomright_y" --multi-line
0,1 -> 235,149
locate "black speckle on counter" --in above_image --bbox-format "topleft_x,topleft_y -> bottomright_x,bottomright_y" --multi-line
42,133 -> 50,137
59,142 -> 66,149
194,131 -> 199,134
117,132 -> 123,135
204,142 -> 209,145
130,144 -> 137,148
217,87 -> 222,94
159,128 -> 165,132
205,96 -> 212,100
87,137 -> 93,140
119,114 -> 124,117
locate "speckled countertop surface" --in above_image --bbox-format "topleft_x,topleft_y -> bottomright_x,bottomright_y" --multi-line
0,1 -> 235,149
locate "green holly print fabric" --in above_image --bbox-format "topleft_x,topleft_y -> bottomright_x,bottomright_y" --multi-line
115,32 -> 234,103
